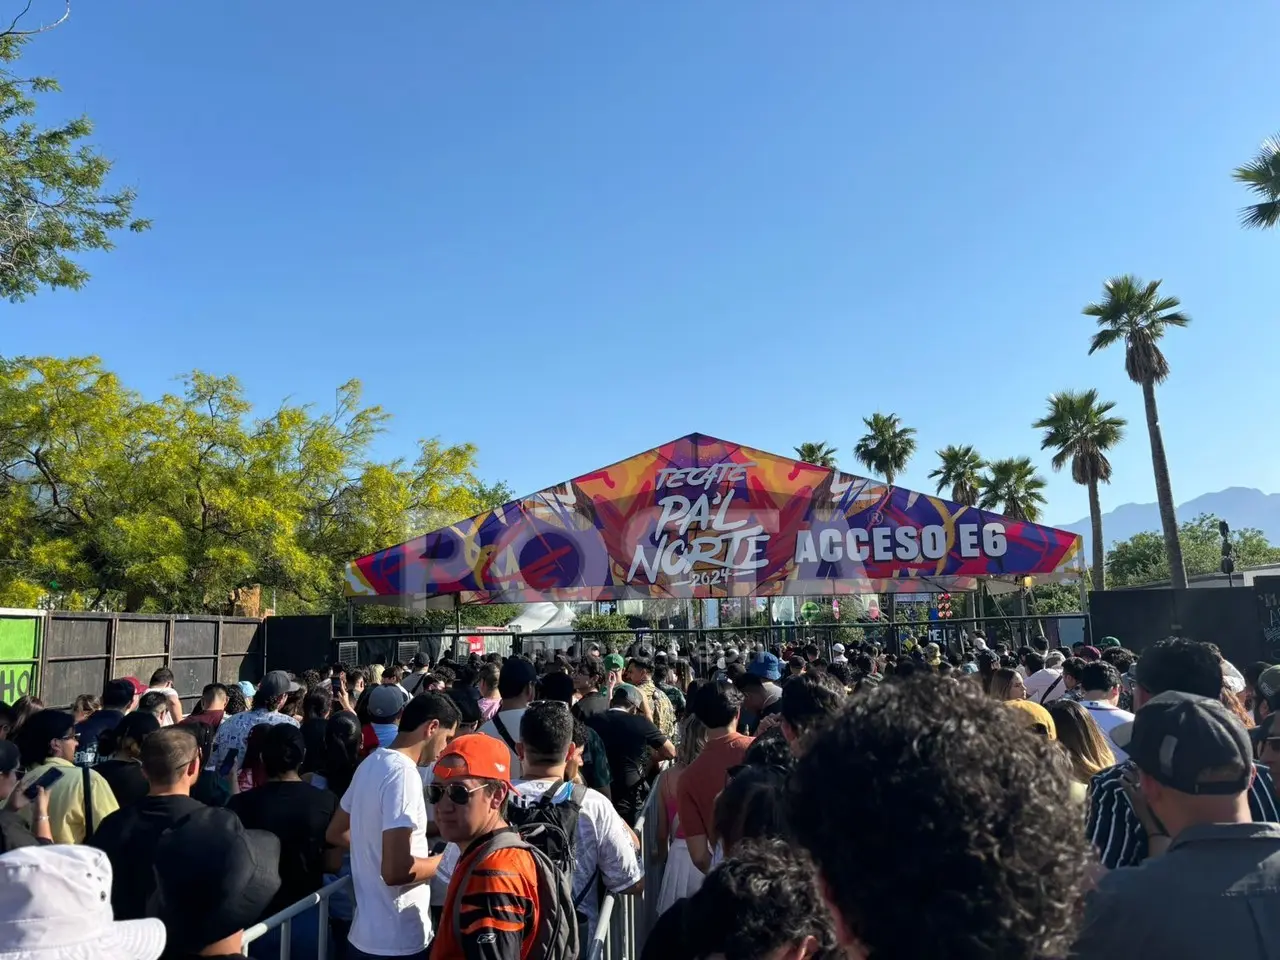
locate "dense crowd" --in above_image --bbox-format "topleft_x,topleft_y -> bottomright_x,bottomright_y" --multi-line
0,630 -> 1277,960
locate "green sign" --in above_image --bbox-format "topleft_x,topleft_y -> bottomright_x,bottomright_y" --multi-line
0,616 -> 41,702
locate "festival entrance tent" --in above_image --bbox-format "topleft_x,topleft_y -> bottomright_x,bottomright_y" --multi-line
343,433 -> 1083,609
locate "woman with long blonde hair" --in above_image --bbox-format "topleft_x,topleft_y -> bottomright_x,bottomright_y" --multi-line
655,714 -> 709,914
1047,698 -> 1117,787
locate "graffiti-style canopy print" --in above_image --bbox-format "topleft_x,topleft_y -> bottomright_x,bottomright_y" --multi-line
344,433 -> 1082,604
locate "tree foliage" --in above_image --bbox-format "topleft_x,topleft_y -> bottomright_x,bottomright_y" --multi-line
853,413 -> 916,485
978,456 -> 1047,522
0,18 -> 149,302
928,444 -> 985,506
1233,133 -> 1280,230
0,355 -> 505,612
1105,513 -> 1280,588
794,442 -> 838,468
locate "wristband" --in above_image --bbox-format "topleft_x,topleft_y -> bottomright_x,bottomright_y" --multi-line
34,815 -> 49,822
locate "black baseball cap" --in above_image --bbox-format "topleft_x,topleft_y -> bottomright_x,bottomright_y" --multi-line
498,657 -> 538,692
1112,691 -> 1252,796
150,808 -> 281,951
0,740 -> 18,776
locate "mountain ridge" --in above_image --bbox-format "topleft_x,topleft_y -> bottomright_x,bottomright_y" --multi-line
1057,487 -> 1280,558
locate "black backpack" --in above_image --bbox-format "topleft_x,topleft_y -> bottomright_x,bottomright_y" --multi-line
506,779 -> 597,921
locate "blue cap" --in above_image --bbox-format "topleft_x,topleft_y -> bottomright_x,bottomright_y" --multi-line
747,652 -> 782,681
237,680 -> 257,698
961,663 -> 979,675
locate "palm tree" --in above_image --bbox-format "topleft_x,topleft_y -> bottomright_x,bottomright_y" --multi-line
978,457 -> 1047,522
853,413 -> 916,485
794,442 -> 838,468
1033,390 -> 1126,592
1233,134 -> 1280,230
1084,275 -> 1190,589
928,445 -> 985,506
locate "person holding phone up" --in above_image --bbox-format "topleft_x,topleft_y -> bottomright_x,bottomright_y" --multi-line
13,709 -> 118,843
0,740 -> 54,851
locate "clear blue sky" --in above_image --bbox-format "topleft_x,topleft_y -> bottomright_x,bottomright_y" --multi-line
7,0 -> 1277,528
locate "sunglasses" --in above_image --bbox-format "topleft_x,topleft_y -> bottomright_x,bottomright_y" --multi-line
427,782 -> 489,806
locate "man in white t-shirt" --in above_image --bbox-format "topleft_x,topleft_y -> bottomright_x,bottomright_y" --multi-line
1022,651 -> 1067,704
477,657 -> 537,779
145,667 -> 184,726
326,693 -> 461,959
434,701 -> 643,934
1076,660 -> 1135,763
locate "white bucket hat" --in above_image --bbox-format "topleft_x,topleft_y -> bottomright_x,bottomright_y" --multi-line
0,845 -> 166,959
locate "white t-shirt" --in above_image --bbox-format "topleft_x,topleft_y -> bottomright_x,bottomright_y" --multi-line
433,778 -> 642,932
1023,668 -> 1066,704
478,708 -> 527,779
1081,700 -> 1135,763
340,748 -> 433,955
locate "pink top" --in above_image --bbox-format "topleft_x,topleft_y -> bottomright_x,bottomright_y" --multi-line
479,697 -> 501,722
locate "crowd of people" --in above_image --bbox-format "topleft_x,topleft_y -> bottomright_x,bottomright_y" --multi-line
0,630 -> 1277,959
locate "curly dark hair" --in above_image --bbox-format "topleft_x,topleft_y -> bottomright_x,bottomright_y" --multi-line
788,674 -> 1090,960
685,838 -> 837,960
779,671 -> 846,740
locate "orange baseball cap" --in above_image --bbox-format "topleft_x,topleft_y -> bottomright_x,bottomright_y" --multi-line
433,734 -> 512,783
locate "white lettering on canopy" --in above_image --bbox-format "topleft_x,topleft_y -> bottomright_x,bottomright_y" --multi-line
792,522 -> 1009,565
629,465 -> 769,587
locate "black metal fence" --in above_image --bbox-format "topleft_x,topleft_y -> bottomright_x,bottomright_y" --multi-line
319,613 -> 1091,669
0,610 -> 265,709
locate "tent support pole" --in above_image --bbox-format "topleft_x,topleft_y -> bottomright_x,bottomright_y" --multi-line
346,600 -> 353,637
454,596 -> 462,657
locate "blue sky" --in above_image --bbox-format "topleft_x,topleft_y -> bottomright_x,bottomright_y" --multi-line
7,1 -> 1277,528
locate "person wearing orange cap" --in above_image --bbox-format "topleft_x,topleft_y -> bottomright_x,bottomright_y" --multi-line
430,734 -> 541,960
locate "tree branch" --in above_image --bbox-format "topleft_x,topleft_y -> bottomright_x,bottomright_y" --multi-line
2,0 -> 70,37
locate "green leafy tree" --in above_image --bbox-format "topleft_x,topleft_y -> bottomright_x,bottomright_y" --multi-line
978,456 -> 1047,522
1033,389 -> 1126,592
0,355 -> 499,612
1106,514 -> 1280,588
928,444 -> 985,506
853,413 -> 916,485
0,15 -> 149,301
794,442 -> 838,468
1233,133 -> 1280,230
1084,275 -> 1190,589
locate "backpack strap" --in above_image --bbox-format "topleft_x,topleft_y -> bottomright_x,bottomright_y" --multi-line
82,764 -> 95,841
492,714 -> 518,753
537,778 -> 567,806
1039,674 -> 1064,705
450,831 -> 527,932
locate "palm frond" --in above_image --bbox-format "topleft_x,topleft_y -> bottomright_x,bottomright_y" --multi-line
1233,135 -> 1280,230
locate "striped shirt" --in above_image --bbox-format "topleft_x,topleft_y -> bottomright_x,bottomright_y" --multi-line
1087,761 -> 1280,868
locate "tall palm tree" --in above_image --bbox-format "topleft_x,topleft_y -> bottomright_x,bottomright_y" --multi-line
978,457 -> 1047,522
928,445 -> 985,506
794,442 -> 838,468
1233,134 -> 1280,230
1033,390 -> 1126,592
1084,275 -> 1190,589
853,413 -> 916,485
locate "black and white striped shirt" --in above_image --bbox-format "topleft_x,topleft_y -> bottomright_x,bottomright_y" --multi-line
1087,761 -> 1280,868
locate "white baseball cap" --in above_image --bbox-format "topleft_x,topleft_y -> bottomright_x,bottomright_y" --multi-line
832,643 -> 845,654
0,845 -> 166,959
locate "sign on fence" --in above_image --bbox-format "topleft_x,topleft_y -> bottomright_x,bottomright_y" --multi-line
0,614 -> 41,703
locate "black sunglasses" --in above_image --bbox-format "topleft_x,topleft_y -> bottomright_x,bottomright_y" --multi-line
426,782 -> 489,805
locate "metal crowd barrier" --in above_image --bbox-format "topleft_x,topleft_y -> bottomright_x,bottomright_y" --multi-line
241,874 -> 351,959
240,778 -> 666,960
587,782 -> 665,960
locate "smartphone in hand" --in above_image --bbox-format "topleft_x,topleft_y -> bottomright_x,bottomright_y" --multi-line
24,767 -> 63,801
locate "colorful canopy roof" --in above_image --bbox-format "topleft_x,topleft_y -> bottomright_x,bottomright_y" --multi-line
343,433 -> 1083,605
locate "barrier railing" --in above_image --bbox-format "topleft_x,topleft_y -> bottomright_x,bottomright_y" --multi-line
587,780 -> 665,960
241,778 -> 666,960
241,874 -> 351,959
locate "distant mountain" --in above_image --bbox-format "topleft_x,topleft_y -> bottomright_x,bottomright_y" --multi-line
1058,488 -> 1280,557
